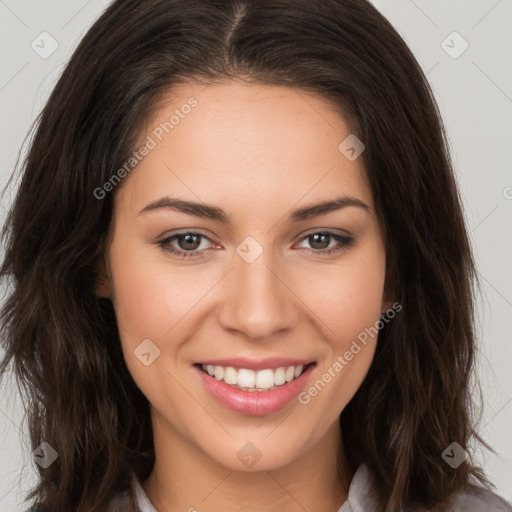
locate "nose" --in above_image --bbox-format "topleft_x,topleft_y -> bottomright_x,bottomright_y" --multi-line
216,251 -> 299,341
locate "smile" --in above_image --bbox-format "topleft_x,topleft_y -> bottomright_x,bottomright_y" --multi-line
193,361 -> 317,416
199,363 -> 310,391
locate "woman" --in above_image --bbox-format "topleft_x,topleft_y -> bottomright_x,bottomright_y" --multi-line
1,0 -> 510,511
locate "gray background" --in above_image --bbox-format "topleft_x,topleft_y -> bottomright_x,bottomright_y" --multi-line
0,0 -> 511,510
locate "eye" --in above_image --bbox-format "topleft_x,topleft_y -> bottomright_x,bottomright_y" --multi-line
157,231 -> 216,259
156,230 -> 354,259
295,231 -> 354,256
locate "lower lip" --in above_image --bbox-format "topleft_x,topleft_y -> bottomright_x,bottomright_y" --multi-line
193,363 -> 316,416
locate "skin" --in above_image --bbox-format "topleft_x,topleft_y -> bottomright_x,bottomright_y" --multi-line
96,80 -> 392,512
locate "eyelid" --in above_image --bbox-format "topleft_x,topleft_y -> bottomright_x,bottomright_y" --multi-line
155,229 -> 219,256
157,227 -> 353,247
157,227 -> 216,242
156,228 -> 355,261
298,227 -> 353,238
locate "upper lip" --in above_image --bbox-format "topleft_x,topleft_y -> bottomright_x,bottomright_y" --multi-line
195,357 -> 316,371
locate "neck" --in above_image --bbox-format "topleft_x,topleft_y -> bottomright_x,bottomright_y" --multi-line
142,411 -> 353,512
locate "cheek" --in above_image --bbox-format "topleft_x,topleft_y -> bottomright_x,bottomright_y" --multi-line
109,225 -> 386,358
108,238 -> 205,343
107,240 -> 197,397
306,248 -> 386,345
297,254 -> 385,414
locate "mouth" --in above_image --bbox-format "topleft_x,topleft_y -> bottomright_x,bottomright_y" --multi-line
195,362 -> 316,391
192,360 -> 317,416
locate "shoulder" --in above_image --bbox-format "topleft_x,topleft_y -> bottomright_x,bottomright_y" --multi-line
446,484 -> 511,512
356,464 -> 511,512
22,491 -> 132,512
429,483 -> 512,512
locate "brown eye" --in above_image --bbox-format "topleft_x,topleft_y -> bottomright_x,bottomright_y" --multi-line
297,231 -> 354,256
157,232 -> 215,258
176,234 -> 202,251
308,233 -> 332,250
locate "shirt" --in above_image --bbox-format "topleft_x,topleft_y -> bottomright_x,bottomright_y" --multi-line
24,463 -> 512,511
104,463 -> 512,512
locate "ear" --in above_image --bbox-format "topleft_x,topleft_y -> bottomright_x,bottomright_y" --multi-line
95,255 -> 112,299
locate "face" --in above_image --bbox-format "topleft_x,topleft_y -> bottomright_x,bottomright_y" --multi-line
98,80 -> 390,472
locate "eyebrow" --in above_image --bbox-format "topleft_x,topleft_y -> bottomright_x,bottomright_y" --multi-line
138,195 -> 369,223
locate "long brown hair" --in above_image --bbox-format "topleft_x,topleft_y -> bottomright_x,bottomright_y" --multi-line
0,0 -> 495,510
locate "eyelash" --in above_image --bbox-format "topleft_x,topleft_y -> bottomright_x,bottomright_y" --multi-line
156,230 -> 355,259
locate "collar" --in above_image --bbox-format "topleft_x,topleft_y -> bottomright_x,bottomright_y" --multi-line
129,463 -> 380,512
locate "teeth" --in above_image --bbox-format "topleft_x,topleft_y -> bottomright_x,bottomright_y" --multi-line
214,366 -> 224,381
274,367 -> 286,385
285,366 -> 295,382
238,368 -> 256,388
224,366 -> 237,385
256,369 -> 274,389
200,363 -> 309,391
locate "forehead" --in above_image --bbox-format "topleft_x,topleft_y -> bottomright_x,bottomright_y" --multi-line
118,80 -> 373,218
